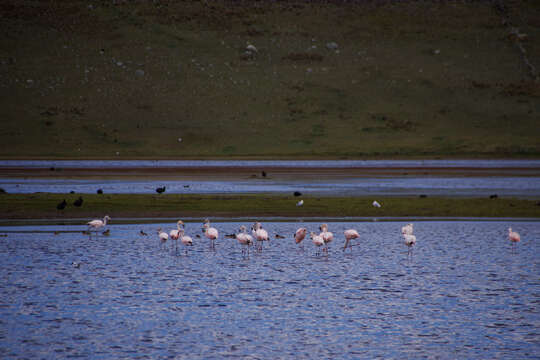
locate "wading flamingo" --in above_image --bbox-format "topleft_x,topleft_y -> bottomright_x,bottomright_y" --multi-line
319,223 -> 334,253
403,233 -> 416,257
170,220 -> 185,251
508,227 -> 520,251
343,229 -> 360,251
179,228 -> 193,254
310,232 -> 325,255
87,215 -> 111,236
236,225 -> 253,255
202,219 -> 218,249
157,228 -> 168,249
401,223 -> 414,235
252,222 -> 269,251
295,227 -> 308,248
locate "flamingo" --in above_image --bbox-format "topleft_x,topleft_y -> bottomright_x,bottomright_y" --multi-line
401,223 -> 414,235
202,219 -> 218,249
157,228 -> 168,248
169,220 -> 184,250
178,228 -> 193,254
252,222 -> 269,251
310,232 -> 325,255
87,215 -> 111,236
343,229 -> 360,251
294,227 -> 308,248
404,233 -> 416,256
508,227 -> 520,251
236,225 -> 253,255
319,223 -> 334,253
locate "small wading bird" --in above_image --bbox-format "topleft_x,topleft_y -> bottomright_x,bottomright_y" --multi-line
296,200 -> 304,207
156,186 -> 166,194
343,229 -> 360,251
319,223 -> 334,253
372,200 -> 381,208
236,225 -> 253,255
252,222 -> 269,251
508,227 -> 520,250
97,189 -> 103,194
87,215 -> 111,236
202,219 -> 218,249
57,199 -> 67,210
294,228 -> 308,248
310,232 -> 325,255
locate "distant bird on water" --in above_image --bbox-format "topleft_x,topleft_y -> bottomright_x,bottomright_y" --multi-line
87,215 -> 111,235
73,196 -> 83,207
156,186 -> 166,194
508,227 -> 520,247
57,199 -> 67,210
97,189 -> 103,194
343,229 -> 360,251
139,230 -> 148,236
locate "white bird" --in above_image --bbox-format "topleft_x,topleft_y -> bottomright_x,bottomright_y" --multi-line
157,228 -> 168,248
236,225 -> 253,255
372,200 -> 381,208
294,227 -> 308,246
252,222 -> 269,251
508,227 -> 520,251
403,233 -> 416,257
319,223 -> 334,253
310,231 -> 325,255
296,199 -> 304,206
202,219 -> 218,249
87,215 -> 111,235
169,220 -> 184,249
343,229 -> 360,251
401,223 -> 414,235
178,228 -> 193,254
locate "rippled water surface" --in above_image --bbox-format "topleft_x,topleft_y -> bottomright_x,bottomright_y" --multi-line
3,177 -> 540,197
1,221 -> 539,359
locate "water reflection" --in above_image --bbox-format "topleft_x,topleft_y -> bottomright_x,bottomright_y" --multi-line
0,221 -> 538,358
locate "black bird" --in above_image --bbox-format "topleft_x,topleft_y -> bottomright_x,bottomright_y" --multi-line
261,171 -> 267,177
57,199 -> 67,210
97,189 -> 103,194
140,230 -> 148,236
156,186 -> 166,194
70,190 -> 75,194
489,194 -> 498,199
73,196 -> 83,207
419,194 -> 428,198
293,191 -> 302,197
102,229 -> 110,236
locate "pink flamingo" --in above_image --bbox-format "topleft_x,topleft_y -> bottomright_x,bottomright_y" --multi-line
179,228 -> 193,254
401,223 -> 414,235
169,220 -> 184,250
508,227 -> 520,251
319,223 -> 334,253
403,234 -> 416,257
202,219 -> 218,249
343,229 -> 360,251
294,227 -> 308,247
236,225 -> 253,255
252,222 -> 269,251
310,231 -> 325,255
157,228 -> 168,249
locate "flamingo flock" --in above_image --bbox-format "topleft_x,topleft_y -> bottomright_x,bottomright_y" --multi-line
84,216 -> 523,256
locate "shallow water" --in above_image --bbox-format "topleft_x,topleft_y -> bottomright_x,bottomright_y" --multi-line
1,221 -> 539,358
2,176 -> 540,197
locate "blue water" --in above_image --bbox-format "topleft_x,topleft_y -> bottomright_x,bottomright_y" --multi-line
1,221 -> 539,359
2,177 -> 540,197
1,159 -> 540,168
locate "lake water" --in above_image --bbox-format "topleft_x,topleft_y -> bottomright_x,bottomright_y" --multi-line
2,177 -> 540,197
1,221 -> 538,359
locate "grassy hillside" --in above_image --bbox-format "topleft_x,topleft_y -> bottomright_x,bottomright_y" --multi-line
1,0 -> 539,159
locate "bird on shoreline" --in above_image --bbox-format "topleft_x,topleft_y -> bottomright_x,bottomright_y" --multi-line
57,199 -> 67,210
156,186 -> 166,194
73,196 -> 83,207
